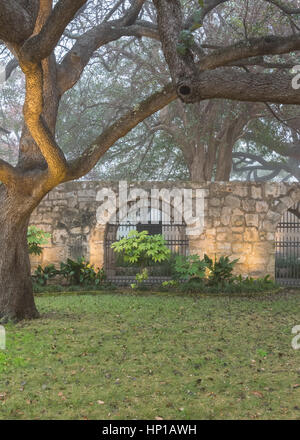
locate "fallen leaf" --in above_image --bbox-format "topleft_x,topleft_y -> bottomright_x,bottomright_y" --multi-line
251,391 -> 264,398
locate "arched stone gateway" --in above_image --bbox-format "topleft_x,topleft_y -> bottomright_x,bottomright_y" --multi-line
103,203 -> 189,283
30,181 -> 300,282
275,202 -> 300,286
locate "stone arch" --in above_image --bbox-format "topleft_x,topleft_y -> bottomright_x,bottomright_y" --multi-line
273,189 -> 300,285
99,194 -> 190,278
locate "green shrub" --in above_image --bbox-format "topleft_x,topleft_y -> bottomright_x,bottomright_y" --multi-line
111,230 -> 171,266
27,226 -> 51,256
173,254 -> 239,285
204,254 -> 239,285
59,257 -> 106,285
32,264 -> 58,286
111,230 -> 171,286
177,275 -> 277,294
173,254 -> 207,281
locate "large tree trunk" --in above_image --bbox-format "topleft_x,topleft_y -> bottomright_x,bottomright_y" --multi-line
0,53 -> 60,322
187,145 -> 216,182
189,151 -> 205,182
215,142 -> 233,181
0,186 -> 39,322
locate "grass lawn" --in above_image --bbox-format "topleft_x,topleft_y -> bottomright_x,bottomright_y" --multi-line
0,289 -> 300,420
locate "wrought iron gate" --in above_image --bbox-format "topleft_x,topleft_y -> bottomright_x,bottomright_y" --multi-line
104,222 -> 189,284
275,203 -> 300,286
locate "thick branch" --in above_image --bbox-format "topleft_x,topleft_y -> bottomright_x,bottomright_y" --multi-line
5,58 -> 19,81
198,34 -> 300,71
185,0 -> 229,29
21,0 -> 87,62
119,0 -> 146,26
153,0 -> 196,85
0,0 -> 35,44
264,0 -> 300,14
176,70 -> 300,104
58,2 -> 156,94
0,159 -> 20,186
21,61 -> 68,184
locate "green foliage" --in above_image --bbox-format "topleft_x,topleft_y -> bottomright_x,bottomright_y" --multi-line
161,280 -> 179,288
204,254 -> 239,285
178,275 -> 277,294
33,264 -> 58,286
256,348 -> 268,358
177,30 -> 194,55
2,292 -> 300,419
135,268 -> 149,284
32,258 -> 107,289
191,9 -> 203,31
27,226 -> 51,256
171,254 -> 276,293
59,258 -> 106,286
131,268 -> 150,290
173,254 -> 207,281
111,230 -> 171,266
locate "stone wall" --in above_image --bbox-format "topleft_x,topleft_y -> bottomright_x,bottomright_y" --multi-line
30,181 -> 300,278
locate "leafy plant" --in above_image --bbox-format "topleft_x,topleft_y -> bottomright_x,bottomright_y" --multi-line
161,280 -> 179,288
204,254 -> 239,285
27,226 -> 51,256
177,275 -> 277,294
111,230 -> 171,266
173,254 -> 207,281
32,264 -> 58,286
256,348 -> 268,358
112,230 -> 171,286
59,257 -> 106,286
131,268 -> 150,290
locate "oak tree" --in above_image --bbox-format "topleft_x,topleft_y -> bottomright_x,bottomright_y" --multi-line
1,0 -> 300,321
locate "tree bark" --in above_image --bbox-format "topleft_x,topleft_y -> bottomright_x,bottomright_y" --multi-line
0,185 -> 39,322
215,142 -> 233,181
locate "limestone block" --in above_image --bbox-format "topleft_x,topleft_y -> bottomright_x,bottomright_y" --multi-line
232,186 -> 249,197
220,207 -> 232,226
245,214 -> 259,227
232,215 -> 245,227
244,227 -> 259,242
224,195 -> 241,208
53,229 -> 69,245
242,199 -> 256,212
232,243 -> 252,254
251,186 -> 262,199
256,201 -> 269,213
210,198 -> 221,207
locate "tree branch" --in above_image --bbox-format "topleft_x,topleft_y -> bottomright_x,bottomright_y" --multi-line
5,58 -> 19,81
264,0 -> 300,14
0,159 -> 20,186
21,0 -> 87,62
20,61 -> 68,184
198,34 -> 300,71
0,0 -> 35,44
176,70 -> 300,104
58,20 -> 158,94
